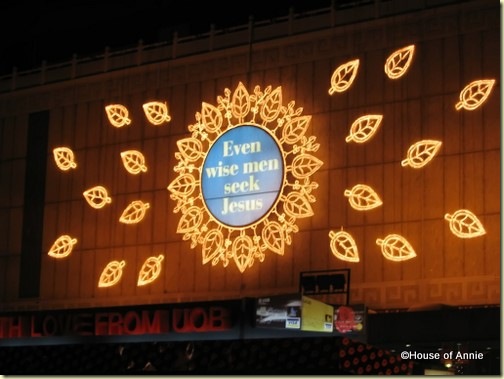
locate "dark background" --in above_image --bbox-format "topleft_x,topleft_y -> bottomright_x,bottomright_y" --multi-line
0,0 -> 334,76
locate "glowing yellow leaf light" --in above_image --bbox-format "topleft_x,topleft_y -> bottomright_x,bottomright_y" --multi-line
98,260 -> 126,288
119,200 -> 150,224
83,186 -> 112,209
137,254 -> 164,286
329,230 -> 359,263
444,209 -> 486,238
401,140 -> 442,168
384,45 -> 415,79
105,104 -> 131,127
142,101 -> 172,125
47,235 -> 78,259
345,115 -> 383,143
328,59 -> 360,94
168,82 -> 322,273
344,184 -> 383,211
120,150 -> 148,174
53,147 -> 77,171
376,234 -> 417,262
455,79 -> 495,111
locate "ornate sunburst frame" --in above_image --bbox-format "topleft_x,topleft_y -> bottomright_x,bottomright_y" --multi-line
168,82 -> 323,273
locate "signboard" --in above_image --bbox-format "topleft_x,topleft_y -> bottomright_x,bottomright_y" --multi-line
201,124 -> 284,227
301,296 -> 334,333
0,300 -> 240,346
255,294 -> 302,329
333,304 -> 367,337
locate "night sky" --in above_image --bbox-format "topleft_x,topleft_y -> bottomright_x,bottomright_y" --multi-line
0,0 -> 333,76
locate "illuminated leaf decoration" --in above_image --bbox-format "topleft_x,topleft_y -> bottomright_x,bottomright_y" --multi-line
169,83 -> 322,272
232,234 -> 254,273
455,79 -> 495,111
231,82 -> 251,120
142,101 -> 171,125
83,186 -> 112,209
47,235 -> 78,259
444,209 -> 486,238
376,234 -> 417,262
328,59 -> 360,94
291,154 -> 324,179
201,102 -> 223,133
384,45 -> 415,79
137,254 -> 164,286
260,86 -> 282,122
105,104 -> 131,128
53,147 -> 77,171
282,116 -> 312,144
98,260 -> 126,288
119,200 -> 150,224
344,184 -> 383,211
202,229 -> 224,265
262,221 -> 285,255
401,140 -> 442,168
176,138 -> 203,162
176,206 -> 203,234
167,173 -> 197,198
329,230 -> 359,263
120,150 -> 148,174
284,192 -> 314,218
345,115 -> 383,143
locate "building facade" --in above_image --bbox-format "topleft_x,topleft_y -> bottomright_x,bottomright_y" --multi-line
0,0 -> 500,373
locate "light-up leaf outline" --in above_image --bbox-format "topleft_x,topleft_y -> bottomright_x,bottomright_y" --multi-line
401,140 -> 442,169
384,45 -> 415,79
344,184 -> 383,211
83,186 -> 112,209
143,101 -> 172,125
47,235 -> 78,259
105,104 -> 131,127
329,230 -> 360,263
53,147 -> 77,171
455,79 -> 495,111
444,209 -> 486,238
376,234 -> 417,262
328,59 -> 360,94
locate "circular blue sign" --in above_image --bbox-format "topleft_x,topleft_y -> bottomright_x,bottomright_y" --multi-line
201,125 -> 284,227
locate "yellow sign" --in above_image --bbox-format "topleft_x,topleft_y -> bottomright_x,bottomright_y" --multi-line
301,296 -> 334,332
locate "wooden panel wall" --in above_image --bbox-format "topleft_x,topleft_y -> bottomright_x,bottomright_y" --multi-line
0,0 -> 499,310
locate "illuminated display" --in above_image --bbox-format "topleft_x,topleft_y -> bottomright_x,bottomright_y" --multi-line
98,260 -> 126,288
169,82 -> 322,272
444,209 -> 486,238
53,147 -> 77,171
142,101 -> 172,125
120,150 -> 148,174
137,254 -> 165,286
401,140 -> 442,168
384,45 -> 415,79
344,184 -> 383,211
119,200 -> 150,224
83,186 -> 112,209
376,234 -> 417,262
105,104 -> 131,127
328,59 -> 360,94
47,235 -> 78,259
201,125 -> 283,227
455,79 -> 496,111
345,115 -> 383,143
329,230 -> 360,263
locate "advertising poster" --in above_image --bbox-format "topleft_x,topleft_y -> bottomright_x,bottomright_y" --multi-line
300,296 -> 334,333
255,294 -> 302,329
332,303 -> 367,337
